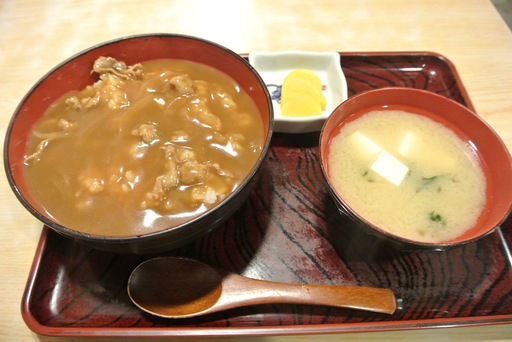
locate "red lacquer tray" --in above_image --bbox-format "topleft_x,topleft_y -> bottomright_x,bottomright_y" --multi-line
21,52 -> 512,337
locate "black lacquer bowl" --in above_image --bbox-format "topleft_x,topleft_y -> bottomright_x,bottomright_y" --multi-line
4,34 -> 274,254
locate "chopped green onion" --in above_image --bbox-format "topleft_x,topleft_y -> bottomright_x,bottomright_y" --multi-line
422,176 -> 438,186
429,211 -> 445,225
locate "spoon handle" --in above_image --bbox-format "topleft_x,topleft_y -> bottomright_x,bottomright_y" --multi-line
218,272 -> 397,315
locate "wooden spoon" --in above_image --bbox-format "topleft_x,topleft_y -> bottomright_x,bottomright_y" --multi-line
127,257 -> 396,318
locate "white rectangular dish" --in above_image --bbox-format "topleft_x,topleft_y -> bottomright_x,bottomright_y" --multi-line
249,51 -> 348,133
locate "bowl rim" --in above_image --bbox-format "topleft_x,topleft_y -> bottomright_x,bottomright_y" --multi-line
4,33 -> 274,244
319,86 -> 512,249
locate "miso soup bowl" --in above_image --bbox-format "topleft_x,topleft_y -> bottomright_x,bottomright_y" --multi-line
4,34 -> 274,254
319,87 -> 512,250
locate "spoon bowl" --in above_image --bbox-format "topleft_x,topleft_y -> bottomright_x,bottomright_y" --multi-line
127,257 -> 397,318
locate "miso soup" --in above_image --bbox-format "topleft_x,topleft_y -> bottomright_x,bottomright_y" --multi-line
328,109 -> 486,243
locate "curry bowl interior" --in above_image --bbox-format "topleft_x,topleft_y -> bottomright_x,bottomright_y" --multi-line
4,34 -> 273,253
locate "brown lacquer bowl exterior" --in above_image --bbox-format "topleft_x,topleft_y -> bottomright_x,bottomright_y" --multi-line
4,34 -> 274,254
320,87 -> 512,250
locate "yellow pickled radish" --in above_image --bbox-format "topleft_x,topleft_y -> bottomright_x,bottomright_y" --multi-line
284,69 -> 323,89
281,78 -> 326,109
281,94 -> 323,118
281,70 -> 326,117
